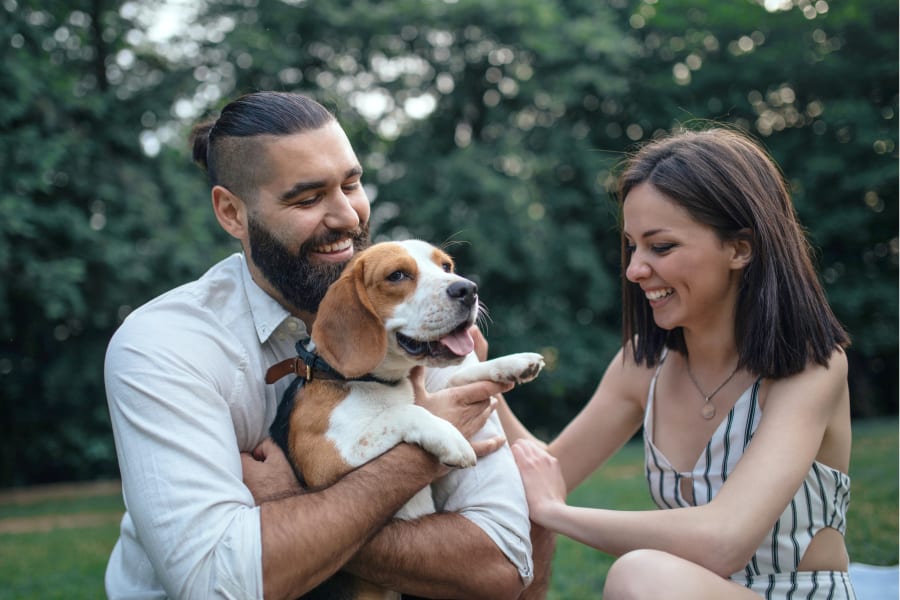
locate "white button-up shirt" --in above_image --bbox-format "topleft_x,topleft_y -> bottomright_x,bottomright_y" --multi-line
104,252 -> 532,599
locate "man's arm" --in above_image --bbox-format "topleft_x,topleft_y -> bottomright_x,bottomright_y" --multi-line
245,435 -> 524,600
249,443 -> 446,600
106,311 -> 269,599
345,513 -> 522,600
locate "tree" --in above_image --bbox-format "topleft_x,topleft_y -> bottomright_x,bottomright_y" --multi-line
2,0 -> 895,485
0,0 -> 231,485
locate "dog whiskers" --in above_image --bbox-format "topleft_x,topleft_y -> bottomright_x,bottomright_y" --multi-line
476,304 -> 492,331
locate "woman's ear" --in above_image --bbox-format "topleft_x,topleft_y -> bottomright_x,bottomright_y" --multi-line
729,228 -> 754,270
212,185 -> 248,241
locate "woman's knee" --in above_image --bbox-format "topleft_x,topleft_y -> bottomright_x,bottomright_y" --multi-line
604,549 -> 670,600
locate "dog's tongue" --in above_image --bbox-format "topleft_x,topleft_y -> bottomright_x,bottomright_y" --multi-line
439,328 -> 475,357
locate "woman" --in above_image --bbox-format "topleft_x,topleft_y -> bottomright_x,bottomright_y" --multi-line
503,127 -> 855,599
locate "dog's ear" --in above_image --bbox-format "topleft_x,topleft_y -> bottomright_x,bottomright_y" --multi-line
311,257 -> 388,378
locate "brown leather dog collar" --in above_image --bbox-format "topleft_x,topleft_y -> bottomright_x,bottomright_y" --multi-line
265,338 -> 400,386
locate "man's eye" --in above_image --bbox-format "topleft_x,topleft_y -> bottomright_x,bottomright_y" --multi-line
387,271 -> 410,282
293,195 -> 321,207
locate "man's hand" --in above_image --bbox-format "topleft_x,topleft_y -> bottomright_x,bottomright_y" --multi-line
241,438 -> 303,504
471,325 -> 489,361
410,366 -> 512,458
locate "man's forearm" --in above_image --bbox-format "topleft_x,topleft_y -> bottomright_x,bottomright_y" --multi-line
260,444 -> 441,600
346,512 -> 524,600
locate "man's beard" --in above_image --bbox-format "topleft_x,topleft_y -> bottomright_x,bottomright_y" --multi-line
248,217 -> 370,314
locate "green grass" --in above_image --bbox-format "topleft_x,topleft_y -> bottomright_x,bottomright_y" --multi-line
0,488 -> 123,600
0,418 -> 895,599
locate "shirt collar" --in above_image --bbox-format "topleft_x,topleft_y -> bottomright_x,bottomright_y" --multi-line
239,254 -> 307,344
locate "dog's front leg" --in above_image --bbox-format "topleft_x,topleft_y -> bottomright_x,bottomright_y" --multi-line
447,352 -> 545,387
331,403 -> 476,470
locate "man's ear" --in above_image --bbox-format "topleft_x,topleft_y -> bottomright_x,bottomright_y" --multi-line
212,185 -> 247,241
729,228 -> 753,269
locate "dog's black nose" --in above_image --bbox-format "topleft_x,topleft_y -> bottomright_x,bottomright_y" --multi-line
447,280 -> 478,308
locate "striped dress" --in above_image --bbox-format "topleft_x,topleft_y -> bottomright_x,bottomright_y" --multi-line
643,357 -> 856,599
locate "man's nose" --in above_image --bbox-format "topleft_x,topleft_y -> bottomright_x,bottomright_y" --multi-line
323,192 -> 362,231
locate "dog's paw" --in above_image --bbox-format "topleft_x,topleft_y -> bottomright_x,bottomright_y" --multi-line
408,414 -> 478,469
425,425 -> 477,469
436,433 -> 478,469
447,352 -> 546,387
489,352 -> 545,384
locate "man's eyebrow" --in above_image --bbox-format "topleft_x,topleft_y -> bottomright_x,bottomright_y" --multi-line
279,166 -> 363,202
279,179 -> 326,202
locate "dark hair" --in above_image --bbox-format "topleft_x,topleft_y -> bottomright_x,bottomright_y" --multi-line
617,126 -> 849,378
190,91 -> 335,200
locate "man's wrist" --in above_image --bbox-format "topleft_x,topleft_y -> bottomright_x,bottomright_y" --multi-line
388,442 -> 445,478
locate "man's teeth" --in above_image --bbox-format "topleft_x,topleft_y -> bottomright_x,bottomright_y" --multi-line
646,288 -> 673,300
314,239 -> 352,253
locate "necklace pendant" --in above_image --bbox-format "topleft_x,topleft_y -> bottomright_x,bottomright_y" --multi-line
701,401 -> 716,420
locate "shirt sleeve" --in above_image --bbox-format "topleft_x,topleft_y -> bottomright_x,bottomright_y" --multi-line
425,360 -> 535,585
104,300 -> 264,599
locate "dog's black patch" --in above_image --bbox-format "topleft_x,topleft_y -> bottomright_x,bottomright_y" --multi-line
270,377 -> 307,486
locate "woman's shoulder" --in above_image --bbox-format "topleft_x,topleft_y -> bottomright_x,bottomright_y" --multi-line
603,341 -> 659,400
772,347 -> 848,386
761,347 -> 849,412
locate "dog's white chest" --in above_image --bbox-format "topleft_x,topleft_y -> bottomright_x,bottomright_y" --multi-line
327,382 -> 417,466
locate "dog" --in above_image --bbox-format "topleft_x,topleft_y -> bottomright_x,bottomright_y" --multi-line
266,239 -> 544,599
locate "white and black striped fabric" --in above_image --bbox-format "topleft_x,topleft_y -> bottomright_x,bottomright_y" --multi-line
642,352 -> 856,599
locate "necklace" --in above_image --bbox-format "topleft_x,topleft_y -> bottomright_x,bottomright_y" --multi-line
685,357 -> 740,420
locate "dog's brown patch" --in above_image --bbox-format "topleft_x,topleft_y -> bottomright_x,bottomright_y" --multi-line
287,380 -> 353,488
429,246 -> 455,272
312,242 -> 423,378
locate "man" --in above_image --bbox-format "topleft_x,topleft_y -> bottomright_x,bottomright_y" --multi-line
104,91 -> 533,599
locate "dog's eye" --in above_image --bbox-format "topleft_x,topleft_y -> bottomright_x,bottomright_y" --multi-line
442,262 -> 452,273
387,270 -> 410,282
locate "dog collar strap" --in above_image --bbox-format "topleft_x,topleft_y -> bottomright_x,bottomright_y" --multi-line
265,338 -> 401,386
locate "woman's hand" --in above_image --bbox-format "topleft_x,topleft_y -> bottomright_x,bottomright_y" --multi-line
471,325 -> 489,361
511,439 -> 568,525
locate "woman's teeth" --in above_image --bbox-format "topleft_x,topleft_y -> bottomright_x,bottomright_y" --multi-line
646,288 -> 673,300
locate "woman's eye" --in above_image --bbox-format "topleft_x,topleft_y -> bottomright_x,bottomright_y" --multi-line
387,271 -> 409,282
652,243 -> 676,253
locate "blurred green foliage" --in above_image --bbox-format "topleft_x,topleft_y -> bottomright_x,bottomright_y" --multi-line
1,0 -> 896,485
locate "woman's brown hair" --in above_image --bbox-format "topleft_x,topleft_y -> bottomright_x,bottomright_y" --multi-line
617,127 -> 849,378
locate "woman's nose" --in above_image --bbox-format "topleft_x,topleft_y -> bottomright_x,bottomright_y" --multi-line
625,253 -> 650,282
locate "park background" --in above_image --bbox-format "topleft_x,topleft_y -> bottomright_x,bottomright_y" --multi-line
1,0 -> 897,596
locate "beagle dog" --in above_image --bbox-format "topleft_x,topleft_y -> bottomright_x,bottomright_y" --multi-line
266,239 -> 544,600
